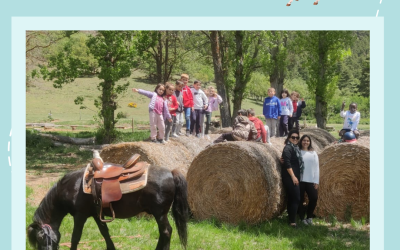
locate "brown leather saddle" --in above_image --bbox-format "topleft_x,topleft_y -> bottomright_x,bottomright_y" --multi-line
83,153 -> 149,222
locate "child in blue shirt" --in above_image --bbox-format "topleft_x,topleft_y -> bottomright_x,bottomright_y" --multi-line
263,88 -> 281,141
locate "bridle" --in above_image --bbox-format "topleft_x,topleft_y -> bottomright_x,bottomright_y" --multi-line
41,224 -> 58,249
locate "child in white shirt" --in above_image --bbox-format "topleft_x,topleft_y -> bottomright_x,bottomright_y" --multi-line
339,101 -> 360,139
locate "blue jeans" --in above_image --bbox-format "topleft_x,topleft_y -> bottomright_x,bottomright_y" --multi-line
184,107 -> 191,131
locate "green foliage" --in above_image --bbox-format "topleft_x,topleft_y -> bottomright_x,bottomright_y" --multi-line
246,72 -> 270,100
36,31 -> 138,143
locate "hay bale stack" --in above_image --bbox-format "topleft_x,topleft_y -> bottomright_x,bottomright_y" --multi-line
315,143 -> 370,221
211,127 -> 233,134
301,128 -> 336,149
187,141 -> 284,225
355,136 -> 370,149
171,135 -> 220,158
100,142 -> 193,176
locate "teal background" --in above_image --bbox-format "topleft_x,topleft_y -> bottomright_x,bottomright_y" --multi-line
1,0 -> 395,249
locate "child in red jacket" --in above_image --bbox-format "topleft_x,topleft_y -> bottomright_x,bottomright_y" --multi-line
180,73 -> 194,136
247,108 -> 267,143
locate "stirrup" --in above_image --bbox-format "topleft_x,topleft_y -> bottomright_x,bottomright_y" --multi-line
99,202 -> 116,223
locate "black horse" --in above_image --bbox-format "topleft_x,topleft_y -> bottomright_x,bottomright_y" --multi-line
27,165 -> 189,250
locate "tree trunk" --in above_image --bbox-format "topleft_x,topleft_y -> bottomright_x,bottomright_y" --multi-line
156,32 -> 163,83
315,95 -> 327,128
315,33 -> 327,129
163,31 -> 169,83
232,31 -> 245,122
269,32 -> 286,95
101,80 -> 116,143
210,31 -> 231,127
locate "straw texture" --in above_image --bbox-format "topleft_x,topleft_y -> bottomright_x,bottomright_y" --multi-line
187,141 -> 284,225
315,143 -> 370,221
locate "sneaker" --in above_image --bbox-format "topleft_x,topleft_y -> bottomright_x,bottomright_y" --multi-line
196,134 -> 201,138
151,139 -> 158,143
186,130 -> 190,136
158,139 -> 166,144
302,219 -> 309,225
306,218 -> 313,225
171,133 -> 179,138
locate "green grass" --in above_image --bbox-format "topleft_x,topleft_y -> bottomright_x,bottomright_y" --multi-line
26,201 -> 369,250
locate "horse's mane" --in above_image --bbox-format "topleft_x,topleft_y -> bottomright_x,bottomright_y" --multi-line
33,168 -> 85,224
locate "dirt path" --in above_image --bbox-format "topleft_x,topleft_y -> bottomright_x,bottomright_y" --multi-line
26,164 -> 84,207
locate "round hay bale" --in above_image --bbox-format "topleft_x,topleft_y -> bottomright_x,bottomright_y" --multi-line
359,130 -> 370,137
171,134 -> 220,158
212,126 -> 233,134
301,128 -> 337,148
355,136 -> 370,149
100,142 -> 192,176
315,143 -> 370,221
187,141 -> 284,225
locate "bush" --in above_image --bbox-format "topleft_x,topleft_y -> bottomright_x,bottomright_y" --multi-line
26,130 -> 53,150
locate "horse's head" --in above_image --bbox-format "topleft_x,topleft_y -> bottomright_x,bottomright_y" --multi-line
27,222 -> 60,250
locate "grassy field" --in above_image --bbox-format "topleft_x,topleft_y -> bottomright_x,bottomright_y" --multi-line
26,72 -> 370,249
25,133 -> 369,249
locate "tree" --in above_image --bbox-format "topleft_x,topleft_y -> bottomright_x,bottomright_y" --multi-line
359,56 -> 370,98
231,31 -> 266,119
300,31 -> 354,129
266,31 -> 289,96
136,31 -> 183,83
26,31 -> 76,86
206,31 -> 232,127
37,31 -> 137,143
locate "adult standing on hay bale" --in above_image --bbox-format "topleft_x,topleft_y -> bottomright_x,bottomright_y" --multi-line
187,141 -> 283,225
315,143 -> 369,221
298,135 -> 320,226
281,129 -> 303,228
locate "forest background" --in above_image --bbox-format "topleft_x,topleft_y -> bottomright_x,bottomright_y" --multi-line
26,30 -> 370,143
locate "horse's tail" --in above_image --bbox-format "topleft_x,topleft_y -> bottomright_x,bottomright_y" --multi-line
171,169 -> 189,249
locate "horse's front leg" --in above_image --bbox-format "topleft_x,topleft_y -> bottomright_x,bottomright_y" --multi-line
70,214 -> 88,250
154,213 -> 172,250
93,215 -> 116,250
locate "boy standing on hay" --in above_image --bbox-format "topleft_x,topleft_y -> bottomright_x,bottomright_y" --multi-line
289,91 -> 306,131
211,109 -> 257,144
171,80 -> 184,137
190,80 -> 208,138
247,108 -> 267,143
181,74 -> 194,136
263,88 -> 282,141
339,101 -> 360,139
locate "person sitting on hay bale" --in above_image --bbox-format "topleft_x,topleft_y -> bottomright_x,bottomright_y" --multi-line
281,129 -> 303,228
211,109 -> 257,144
339,101 -> 360,139
247,108 -> 267,143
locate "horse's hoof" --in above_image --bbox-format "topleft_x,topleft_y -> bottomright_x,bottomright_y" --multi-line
286,3 -> 291,6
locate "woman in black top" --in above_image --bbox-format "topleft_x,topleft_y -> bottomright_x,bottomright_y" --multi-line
281,129 -> 304,227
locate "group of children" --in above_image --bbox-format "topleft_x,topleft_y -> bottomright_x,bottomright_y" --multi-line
133,75 -> 361,144
132,73 -> 222,144
263,87 -> 307,142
